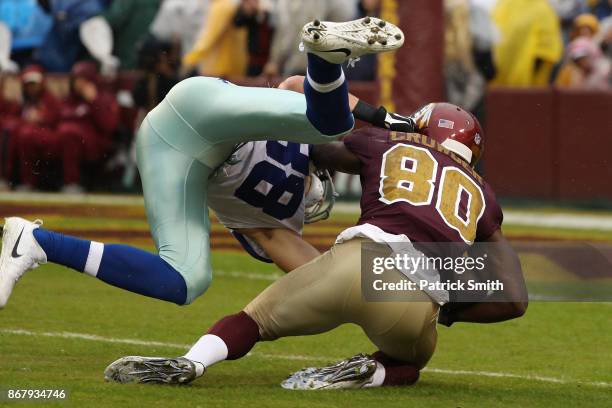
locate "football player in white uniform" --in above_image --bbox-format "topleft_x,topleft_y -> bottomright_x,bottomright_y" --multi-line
208,140 -> 332,271
0,17 -> 408,307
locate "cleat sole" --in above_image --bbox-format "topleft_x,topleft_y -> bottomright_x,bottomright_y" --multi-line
301,17 -> 404,64
104,356 -> 198,385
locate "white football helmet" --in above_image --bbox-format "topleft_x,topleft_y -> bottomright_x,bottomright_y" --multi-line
304,169 -> 338,224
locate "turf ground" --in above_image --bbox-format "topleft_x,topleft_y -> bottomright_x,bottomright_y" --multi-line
0,195 -> 611,407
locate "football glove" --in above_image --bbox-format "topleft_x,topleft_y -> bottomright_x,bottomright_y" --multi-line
353,100 -> 416,133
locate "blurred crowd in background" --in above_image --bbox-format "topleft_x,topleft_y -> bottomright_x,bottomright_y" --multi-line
0,0 -> 610,194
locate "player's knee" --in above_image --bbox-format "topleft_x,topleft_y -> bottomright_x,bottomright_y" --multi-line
165,76 -> 226,124
182,267 -> 213,305
167,76 -> 222,104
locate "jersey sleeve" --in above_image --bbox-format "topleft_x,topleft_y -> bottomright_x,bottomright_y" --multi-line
476,181 -> 504,241
343,127 -> 374,160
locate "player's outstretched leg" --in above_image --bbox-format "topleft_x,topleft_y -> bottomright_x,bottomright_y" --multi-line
104,240 -> 362,386
0,217 -> 190,309
299,17 -> 404,137
0,121 -> 214,309
148,17 -> 404,168
105,311 -> 259,385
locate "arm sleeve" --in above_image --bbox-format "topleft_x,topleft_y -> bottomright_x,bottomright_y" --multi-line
183,0 -> 239,66
343,127 -> 373,160
352,100 -> 387,125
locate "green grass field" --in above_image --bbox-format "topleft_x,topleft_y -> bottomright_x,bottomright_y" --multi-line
1,198 -> 611,407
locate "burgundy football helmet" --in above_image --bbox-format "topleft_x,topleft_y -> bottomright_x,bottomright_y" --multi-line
410,102 -> 484,166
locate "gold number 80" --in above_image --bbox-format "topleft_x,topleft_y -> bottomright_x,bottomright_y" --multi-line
379,144 -> 485,243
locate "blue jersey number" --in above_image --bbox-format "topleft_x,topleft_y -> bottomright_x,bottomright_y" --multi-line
235,142 -> 309,220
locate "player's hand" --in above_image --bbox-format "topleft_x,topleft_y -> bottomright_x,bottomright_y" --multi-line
384,111 -> 416,133
353,100 -> 416,132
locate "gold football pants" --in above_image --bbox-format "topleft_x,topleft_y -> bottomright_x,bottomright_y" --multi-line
244,238 -> 439,367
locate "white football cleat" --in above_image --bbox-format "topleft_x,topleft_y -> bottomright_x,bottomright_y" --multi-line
0,217 -> 47,309
301,17 -> 405,64
104,356 -> 199,384
281,354 -> 377,390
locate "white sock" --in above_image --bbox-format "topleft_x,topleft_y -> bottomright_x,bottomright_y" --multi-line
184,334 -> 228,374
306,69 -> 345,93
193,361 -> 205,377
83,241 -> 104,277
364,362 -> 385,388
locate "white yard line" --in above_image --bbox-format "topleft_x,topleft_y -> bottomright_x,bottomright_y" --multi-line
1,328 -> 610,389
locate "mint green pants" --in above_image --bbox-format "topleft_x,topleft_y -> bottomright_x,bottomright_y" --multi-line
136,77 -> 350,303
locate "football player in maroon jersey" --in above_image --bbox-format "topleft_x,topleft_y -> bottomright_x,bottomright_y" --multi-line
104,102 -> 528,389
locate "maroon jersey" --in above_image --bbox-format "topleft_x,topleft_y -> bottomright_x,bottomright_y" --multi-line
344,127 -> 502,247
